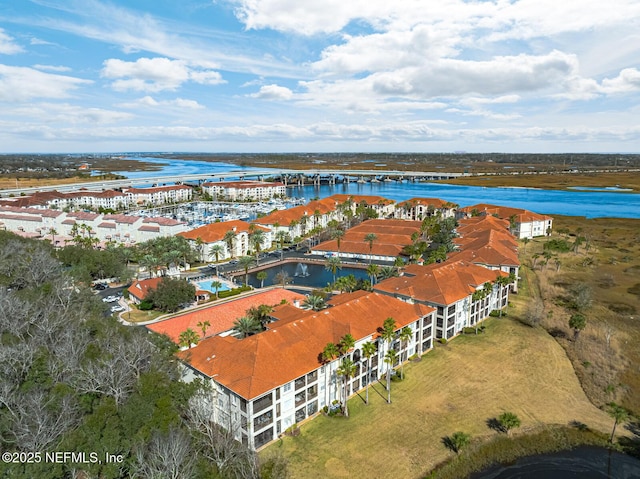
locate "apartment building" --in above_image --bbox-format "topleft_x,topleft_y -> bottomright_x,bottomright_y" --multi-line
177,291 -> 435,450
202,180 -> 286,201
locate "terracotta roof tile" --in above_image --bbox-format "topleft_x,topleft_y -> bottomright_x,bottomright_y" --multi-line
176,291 -> 433,400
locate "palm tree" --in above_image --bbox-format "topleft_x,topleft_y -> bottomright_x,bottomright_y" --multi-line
233,316 -> 262,338
238,256 -> 254,286
223,230 -> 236,258
256,271 -> 268,288
210,243 -> 225,275
362,341 -> 376,405
49,227 -> 58,247
378,265 -> 398,280
322,342 -> 340,405
364,233 -> 378,263
196,320 -> 211,338
366,264 -> 379,285
249,229 -> 266,265
303,294 -> 326,311
448,431 -> 471,454
331,229 -> 345,254
210,280 -> 222,299
178,328 -> 199,349
384,349 -> 397,404
522,237 -> 530,252
497,411 -> 521,436
380,317 -> 396,403
399,326 -> 413,378
607,403 -> 629,443
325,256 -> 342,284
195,236 -> 205,263
275,230 -> 289,260
336,357 -> 357,417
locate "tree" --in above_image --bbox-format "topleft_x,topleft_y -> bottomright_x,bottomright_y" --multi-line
522,237 -> 530,252
49,227 -> 58,247
197,320 -> 210,338
607,403 -> 629,443
322,342 -> 339,363
179,328 -> 199,349
238,256 -> 255,286
195,236 -> 205,263
210,280 -> 222,299
366,263 -> 379,285
132,427 -> 197,479
446,432 -> 471,454
275,230 -> 289,260
303,294 -> 326,311
521,297 -> 544,327
249,229 -> 266,265
399,326 -> 413,378
336,357 -> 357,417
569,313 -> 586,340
247,304 -> 274,329
223,230 -> 236,258
495,274 -> 510,317
497,412 -> 521,436
257,271 -> 268,288
331,229 -> 345,253
233,316 -> 262,338
325,256 -> 342,284
210,243 -> 225,275
274,270 -> 291,288
384,349 -> 397,404
362,341 -> 376,405
147,277 -> 196,313
364,233 -> 378,263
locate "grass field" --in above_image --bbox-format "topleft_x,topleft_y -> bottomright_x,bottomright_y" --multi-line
434,171 -> 640,192
269,292 -> 614,478
521,216 -> 640,412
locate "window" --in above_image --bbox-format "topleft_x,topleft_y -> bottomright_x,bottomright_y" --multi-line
306,370 -> 318,383
295,376 -> 306,391
447,305 -> 456,315
295,407 -> 306,423
254,427 -> 274,449
253,394 -> 273,414
283,382 -> 291,393
253,411 -> 273,430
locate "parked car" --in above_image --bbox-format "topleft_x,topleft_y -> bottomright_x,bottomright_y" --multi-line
111,305 -> 124,313
93,283 -> 108,290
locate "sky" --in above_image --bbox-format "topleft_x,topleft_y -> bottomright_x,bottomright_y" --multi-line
1,0 -> 639,154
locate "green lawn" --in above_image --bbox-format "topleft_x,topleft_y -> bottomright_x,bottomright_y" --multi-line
266,314 -> 613,478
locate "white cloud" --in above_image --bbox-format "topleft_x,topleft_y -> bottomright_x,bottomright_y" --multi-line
600,68 -> 640,94
101,57 -> 224,92
0,28 -> 23,54
8,102 -> 132,125
33,64 -> 72,72
249,84 -> 293,100
118,95 -> 205,110
0,64 -> 91,101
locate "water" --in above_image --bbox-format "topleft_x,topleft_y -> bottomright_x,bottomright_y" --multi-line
112,157 -> 640,219
112,156 -> 269,180
288,182 -> 640,219
194,279 -> 231,294
244,262 -> 368,288
469,446 -> 640,478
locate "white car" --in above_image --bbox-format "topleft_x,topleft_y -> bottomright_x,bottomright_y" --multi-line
111,305 -> 124,313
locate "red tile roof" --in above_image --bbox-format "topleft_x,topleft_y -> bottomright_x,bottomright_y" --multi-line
179,220 -> 263,243
396,197 -> 458,209
147,289 -> 306,343
128,277 -> 162,301
375,260 -> 507,305
176,291 -> 433,400
459,204 -> 552,222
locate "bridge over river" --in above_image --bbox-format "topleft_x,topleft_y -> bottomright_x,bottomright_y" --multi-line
0,168 -> 468,197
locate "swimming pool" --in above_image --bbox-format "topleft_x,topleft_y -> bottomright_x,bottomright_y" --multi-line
195,279 -> 232,294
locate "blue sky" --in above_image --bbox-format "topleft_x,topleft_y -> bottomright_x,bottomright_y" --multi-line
1,0 -> 639,153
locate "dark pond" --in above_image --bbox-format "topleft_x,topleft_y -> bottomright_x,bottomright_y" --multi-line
244,262 -> 368,289
469,446 -> 640,479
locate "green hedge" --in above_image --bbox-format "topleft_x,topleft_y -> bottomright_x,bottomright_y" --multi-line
217,285 -> 252,299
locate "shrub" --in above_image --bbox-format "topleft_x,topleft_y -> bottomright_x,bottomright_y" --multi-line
138,299 -> 153,310
439,338 -> 448,345
543,239 -> 571,252
218,285 -> 251,299
489,310 -> 500,317
463,327 -> 477,334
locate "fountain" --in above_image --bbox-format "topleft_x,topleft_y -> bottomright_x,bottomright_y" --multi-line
294,263 -> 309,277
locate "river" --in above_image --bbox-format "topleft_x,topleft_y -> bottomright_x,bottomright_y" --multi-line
115,157 -> 640,219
